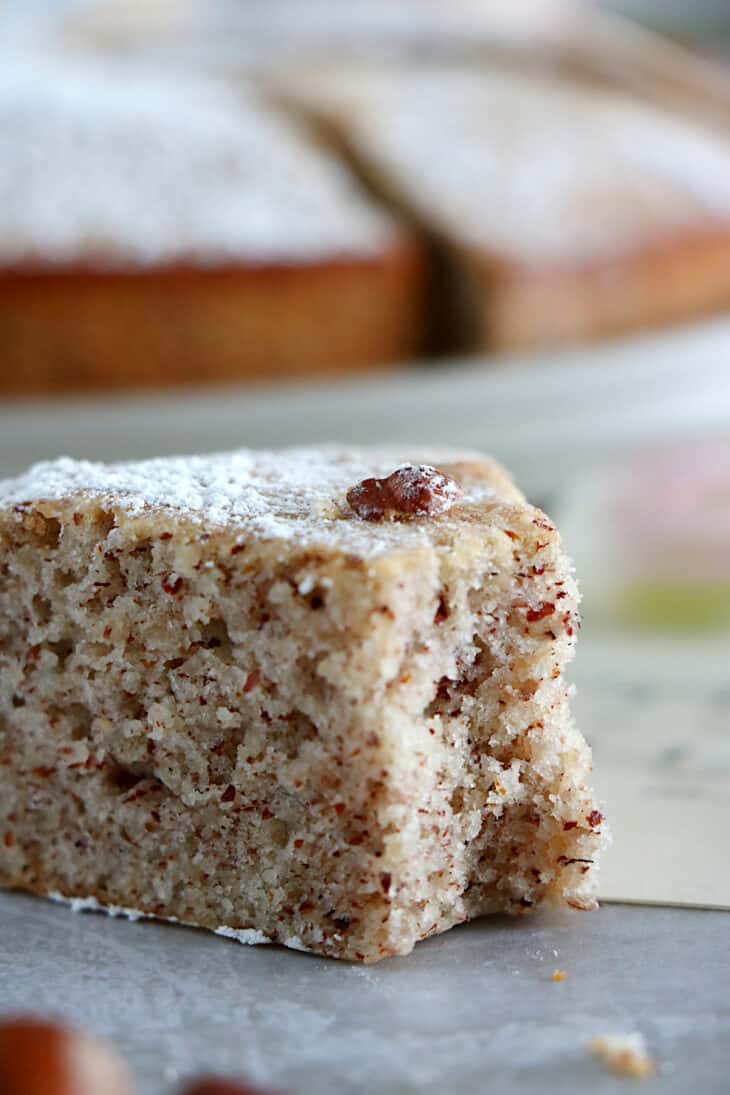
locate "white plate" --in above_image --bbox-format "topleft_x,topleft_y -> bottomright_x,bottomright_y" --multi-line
2,316 -> 730,498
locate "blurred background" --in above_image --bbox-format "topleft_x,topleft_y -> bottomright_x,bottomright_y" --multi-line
2,5 -> 730,1089
3,0 -> 730,646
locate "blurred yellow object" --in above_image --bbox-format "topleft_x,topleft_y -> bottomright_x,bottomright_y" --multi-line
560,439 -> 730,635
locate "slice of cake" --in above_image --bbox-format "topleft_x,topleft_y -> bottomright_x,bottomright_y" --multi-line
0,60 -> 423,394
0,447 -> 605,962
285,63 -> 730,352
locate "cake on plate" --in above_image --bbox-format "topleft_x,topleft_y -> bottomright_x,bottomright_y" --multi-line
0,61 -> 423,394
284,63 -> 730,352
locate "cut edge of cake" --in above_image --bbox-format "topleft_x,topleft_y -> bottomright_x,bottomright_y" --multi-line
0,447 -> 608,961
279,61 -> 730,354
0,58 -> 427,392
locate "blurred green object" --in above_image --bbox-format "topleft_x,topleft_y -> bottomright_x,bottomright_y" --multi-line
618,582 -> 730,634
557,439 -> 730,640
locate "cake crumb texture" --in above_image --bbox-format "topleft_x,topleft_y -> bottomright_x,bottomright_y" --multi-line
589,1033 -> 657,1078
0,446 -> 606,961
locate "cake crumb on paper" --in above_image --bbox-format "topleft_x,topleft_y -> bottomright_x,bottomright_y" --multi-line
551,969 -> 568,982
589,1032 -> 656,1078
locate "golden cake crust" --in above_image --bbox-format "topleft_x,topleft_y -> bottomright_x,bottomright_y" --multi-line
0,60 -> 424,393
284,62 -> 730,352
0,246 -> 425,394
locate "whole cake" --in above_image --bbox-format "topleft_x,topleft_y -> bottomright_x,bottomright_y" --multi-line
0,61 -> 423,394
0,446 -> 605,961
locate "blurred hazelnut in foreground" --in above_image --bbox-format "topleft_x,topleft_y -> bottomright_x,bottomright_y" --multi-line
180,1079 -> 277,1095
0,1016 -> 135,1095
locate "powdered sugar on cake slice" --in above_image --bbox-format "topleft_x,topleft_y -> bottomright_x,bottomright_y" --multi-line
0,446 -> 504,554
49,891 -> 275,946
48,891 -> 175,924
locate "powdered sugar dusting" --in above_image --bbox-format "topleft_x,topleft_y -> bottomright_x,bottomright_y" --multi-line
308,64 -> 730,263
346,463 -> 463,521
282,935 -> 315,954
0,445 -> 500,555
47,892 -> 318,952
214,925 -> 272,946
47,892 -> 284,949
48,891 -> 178,924
0,56 -> 399,269
395,465 -> 462,508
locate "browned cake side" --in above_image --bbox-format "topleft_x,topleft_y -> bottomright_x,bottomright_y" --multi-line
469,230 -> 730,351
0,62 -> 424,394
0,246 -> 425,395
283,63 -> 730,354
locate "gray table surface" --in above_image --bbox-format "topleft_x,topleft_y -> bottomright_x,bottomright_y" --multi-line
0,892 -> 728,1094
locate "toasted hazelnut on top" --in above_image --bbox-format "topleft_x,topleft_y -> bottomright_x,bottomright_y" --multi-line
0,1016 -> 135,1095
346,464 -> 463,521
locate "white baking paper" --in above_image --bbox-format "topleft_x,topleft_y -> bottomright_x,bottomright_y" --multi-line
573,635 -> 730,910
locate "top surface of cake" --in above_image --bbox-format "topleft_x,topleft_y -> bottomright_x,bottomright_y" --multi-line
299,64 -> 730,265
0,58 -> 400,270
0,446 -> 522,555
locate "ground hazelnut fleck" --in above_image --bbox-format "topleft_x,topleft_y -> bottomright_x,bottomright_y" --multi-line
526,603 -> 555,623
243,671 -> 260,693
346,464 -> 463,521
